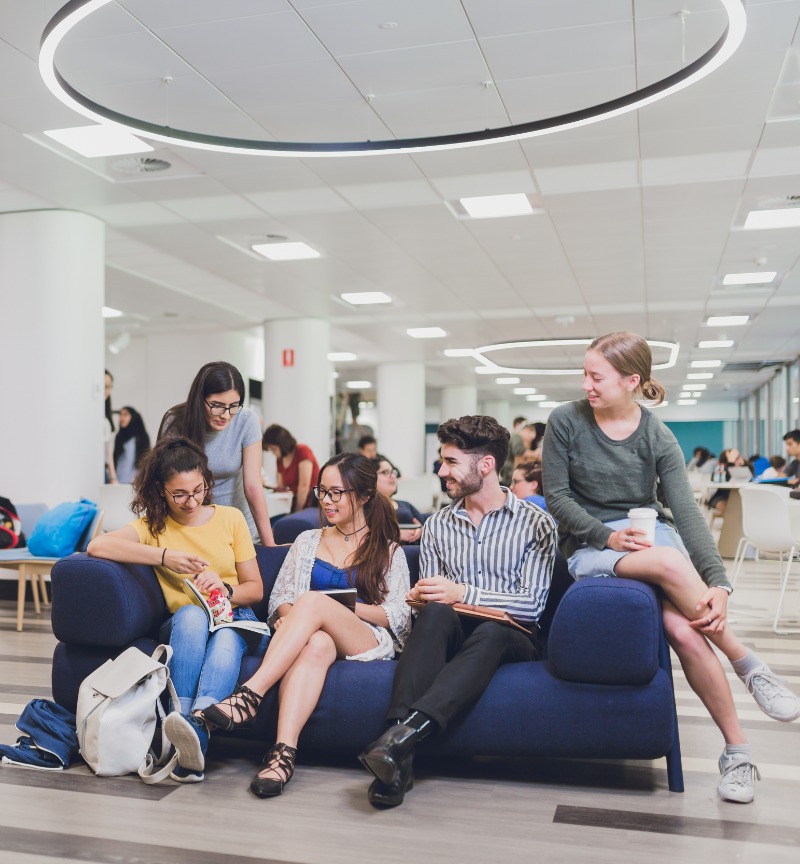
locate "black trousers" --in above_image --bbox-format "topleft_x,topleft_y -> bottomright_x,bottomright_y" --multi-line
387,603 -> 537,732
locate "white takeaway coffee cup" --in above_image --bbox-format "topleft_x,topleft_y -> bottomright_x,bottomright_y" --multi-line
628,508 -> 657,545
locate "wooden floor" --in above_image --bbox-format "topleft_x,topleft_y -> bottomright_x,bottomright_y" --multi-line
1,556 -> 798,864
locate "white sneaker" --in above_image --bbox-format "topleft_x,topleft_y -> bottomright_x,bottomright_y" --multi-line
739,665 -> 800,722
717,754 -> 760,803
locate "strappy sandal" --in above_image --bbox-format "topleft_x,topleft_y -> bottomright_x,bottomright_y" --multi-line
200,685 -> 263,731
250,742 -> 297,798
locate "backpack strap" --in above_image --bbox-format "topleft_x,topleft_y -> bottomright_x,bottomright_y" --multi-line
138,644 -> 181,785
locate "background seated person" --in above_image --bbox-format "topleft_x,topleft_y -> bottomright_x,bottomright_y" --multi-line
372,457 -> 428,543
262,424 -> 320,513
510,461 -> 548,511
358,435 -> 401,477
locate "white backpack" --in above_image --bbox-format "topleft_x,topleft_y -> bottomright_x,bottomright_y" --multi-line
76,644 -> 179,781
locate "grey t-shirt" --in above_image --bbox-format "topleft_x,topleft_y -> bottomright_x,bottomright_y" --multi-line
204,407 -> 262,541
542,399 -> 729,590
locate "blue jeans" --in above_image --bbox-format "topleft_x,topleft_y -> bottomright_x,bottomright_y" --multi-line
159,605 -> 270,714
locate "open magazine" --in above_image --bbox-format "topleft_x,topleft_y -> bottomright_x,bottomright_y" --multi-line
183,579 -> 270,635
407,598 -> 532,636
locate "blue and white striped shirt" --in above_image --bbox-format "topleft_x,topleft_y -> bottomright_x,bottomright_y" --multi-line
419,491 -> 556,625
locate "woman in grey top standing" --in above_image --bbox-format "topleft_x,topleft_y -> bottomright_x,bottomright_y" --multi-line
159,361 -> 275,546
542,331 -> 799,804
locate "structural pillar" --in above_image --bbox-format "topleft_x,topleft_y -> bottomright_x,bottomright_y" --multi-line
481,399 -> 511,428
377,362 -> 426,476
440,384 -> 478,422
0,210 -> 105,506
263,318 -> 332,466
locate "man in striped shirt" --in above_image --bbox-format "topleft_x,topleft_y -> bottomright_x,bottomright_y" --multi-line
359,415 -> 556,808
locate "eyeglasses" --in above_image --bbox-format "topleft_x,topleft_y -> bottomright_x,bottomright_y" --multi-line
313,486 -> 354,503
377,468 -> 399,478
205,399 -> 243,417
164,486 -> 208,505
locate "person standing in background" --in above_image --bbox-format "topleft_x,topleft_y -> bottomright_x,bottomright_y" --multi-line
104,369 -> 118,484
500,416 -> 527,485
159,361 -> 275,546
113,406 -> 151,484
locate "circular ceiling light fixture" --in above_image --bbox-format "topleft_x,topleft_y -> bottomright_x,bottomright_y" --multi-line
444,339 -> 680,376
39,1 -> 746,158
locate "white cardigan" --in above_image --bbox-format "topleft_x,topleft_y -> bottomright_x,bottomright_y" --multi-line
267,529 -> 412,661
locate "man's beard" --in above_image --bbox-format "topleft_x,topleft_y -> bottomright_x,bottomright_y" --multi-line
446,469 -> 483,499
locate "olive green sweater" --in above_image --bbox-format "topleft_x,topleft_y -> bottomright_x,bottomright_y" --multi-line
542,399 -> 730,590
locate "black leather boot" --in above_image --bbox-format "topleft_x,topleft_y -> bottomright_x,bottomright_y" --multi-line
367,750 -> 414,808
358,712 -> 434,787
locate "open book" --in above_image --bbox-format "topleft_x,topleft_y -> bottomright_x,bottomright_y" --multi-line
183,579 -> 270,635
407,598 -> 532,636
320,588 -> 357,611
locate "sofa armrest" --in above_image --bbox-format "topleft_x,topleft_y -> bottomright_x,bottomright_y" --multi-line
51,553 -> 166,647
547,577 -> 661,685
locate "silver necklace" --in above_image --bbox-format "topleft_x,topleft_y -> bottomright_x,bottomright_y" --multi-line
334,523 -> 368,542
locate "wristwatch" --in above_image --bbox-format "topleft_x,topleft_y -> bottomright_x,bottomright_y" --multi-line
222,582 -> 234,600
718,585 -> 733,595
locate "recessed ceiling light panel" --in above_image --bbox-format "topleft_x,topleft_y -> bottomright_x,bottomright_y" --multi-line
43,124 -> 153,157
346,380 -> 372,389
705,316 -> 749,327
698,340 -> 734,348
340,292 -> 392,305
407,327 -> 447,339
459,194 -> 533,219
327,352 -> 357,361
687,372 -> 714,379
690,360 -> 722,368
251,241 -> 319,260
722,271 -> 776,285
744,208 -> 800,230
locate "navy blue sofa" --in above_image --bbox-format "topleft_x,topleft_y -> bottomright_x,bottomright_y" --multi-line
49,545 -> 683,791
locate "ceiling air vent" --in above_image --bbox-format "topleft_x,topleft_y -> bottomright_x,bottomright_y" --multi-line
111,156 -> 172,175
722,360 -> 787,373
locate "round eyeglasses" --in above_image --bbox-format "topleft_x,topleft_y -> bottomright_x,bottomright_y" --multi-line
377,468 -> 399,478
313,486 -> 354,503
164,486 -> 209,505
205,399 -> 243,417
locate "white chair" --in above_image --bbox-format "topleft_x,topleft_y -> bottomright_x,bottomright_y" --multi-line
687,470 -> 710,508
730,486 -> 799,634
94,484 -> 135,532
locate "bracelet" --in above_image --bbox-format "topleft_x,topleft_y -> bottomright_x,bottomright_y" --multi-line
161,548 -> 167,566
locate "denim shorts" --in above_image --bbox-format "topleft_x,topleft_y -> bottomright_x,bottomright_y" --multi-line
568,518 -> 690,580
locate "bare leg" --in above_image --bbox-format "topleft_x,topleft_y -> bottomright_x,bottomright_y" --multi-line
206,591 -> 377,727
614,547 -> 748,663
661,601 -> 747,745
274,630 -> 337,749
248,591 -> 376,695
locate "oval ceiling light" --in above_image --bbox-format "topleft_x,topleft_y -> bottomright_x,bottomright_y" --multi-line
450,338 -> 679,376
39,1 -> 746,158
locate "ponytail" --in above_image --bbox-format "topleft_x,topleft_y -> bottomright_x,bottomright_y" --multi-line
641,377 -> 666,405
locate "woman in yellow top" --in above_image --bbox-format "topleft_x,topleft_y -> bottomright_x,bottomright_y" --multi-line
88,436 -> 267,783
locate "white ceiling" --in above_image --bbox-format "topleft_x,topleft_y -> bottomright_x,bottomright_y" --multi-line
2,0 -> 800,406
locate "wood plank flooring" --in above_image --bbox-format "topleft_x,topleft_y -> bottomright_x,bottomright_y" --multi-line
0,558 -> 798,864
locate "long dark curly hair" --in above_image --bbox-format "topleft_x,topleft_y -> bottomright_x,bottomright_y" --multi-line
319,452 -> 399,605
132,437 -> 214,538
157,361 -> 245,446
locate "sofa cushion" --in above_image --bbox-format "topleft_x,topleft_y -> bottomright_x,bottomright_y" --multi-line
547,578 -> 660,685
51,555 -> 166,647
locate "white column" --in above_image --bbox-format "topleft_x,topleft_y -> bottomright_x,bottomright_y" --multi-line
263,318 -> 332,466
440,384 -> 478,421
481,399 -> 511,428
0,210 -> 105,506
377,362 -> 426,475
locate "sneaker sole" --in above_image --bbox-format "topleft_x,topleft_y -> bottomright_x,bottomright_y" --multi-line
164,713 -> 205,773
170,769 -> 204,784
717,787 -> 754,804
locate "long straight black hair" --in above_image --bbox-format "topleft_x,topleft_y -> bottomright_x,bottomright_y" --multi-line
157,361 -> 246,446
113,406 -> 151,469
